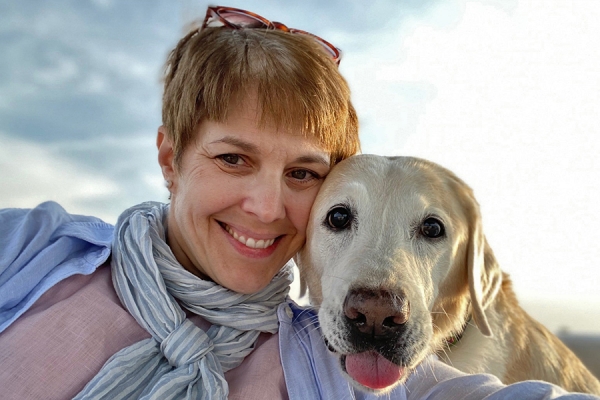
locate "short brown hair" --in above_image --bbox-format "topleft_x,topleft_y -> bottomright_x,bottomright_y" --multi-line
162,26 -> 359,168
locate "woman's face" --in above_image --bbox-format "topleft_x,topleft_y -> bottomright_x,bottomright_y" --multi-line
157,98 -> 332,294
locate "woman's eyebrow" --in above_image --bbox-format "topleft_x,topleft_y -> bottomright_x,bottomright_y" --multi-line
210,136 -> 258,153
293,155 -> 330,167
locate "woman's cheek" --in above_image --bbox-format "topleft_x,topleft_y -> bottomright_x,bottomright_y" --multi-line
297,189 -> 322,232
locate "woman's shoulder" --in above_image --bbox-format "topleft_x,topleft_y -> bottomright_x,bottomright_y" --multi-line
0,265 -> 150,399
0,201 -> 114,333
0,200 -> 113,233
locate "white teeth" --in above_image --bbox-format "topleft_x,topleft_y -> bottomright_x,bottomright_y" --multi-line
225,225 -> 275,249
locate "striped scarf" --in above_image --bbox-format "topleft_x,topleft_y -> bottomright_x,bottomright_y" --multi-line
75,202 -> 293,399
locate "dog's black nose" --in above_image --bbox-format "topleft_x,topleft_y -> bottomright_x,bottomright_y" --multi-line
343,288 -> 410,337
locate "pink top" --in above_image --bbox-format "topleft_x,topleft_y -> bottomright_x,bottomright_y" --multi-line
0,264 -> 288,400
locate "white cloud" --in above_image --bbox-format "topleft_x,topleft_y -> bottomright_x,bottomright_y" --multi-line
350,0 -> 600,322
0,132 -> 120,221
33,55 -> 79,87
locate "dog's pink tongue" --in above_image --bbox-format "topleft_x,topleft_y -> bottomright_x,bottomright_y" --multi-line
345,351 -> 405,390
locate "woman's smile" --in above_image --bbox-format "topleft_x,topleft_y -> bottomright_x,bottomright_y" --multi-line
220,227 -> 281,260
222,223 -> 278,250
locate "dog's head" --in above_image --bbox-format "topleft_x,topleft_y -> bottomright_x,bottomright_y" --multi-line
295,155 -> 502,393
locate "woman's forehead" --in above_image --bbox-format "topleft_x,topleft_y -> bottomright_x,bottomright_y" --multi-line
215,90 -> 332,149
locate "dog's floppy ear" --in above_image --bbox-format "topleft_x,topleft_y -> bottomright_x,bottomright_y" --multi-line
463,190 -> 503,337
293,252 -> 313,302
294,254 -> 309,298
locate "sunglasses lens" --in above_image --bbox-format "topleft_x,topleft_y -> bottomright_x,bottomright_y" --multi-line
218,10 -> 269,29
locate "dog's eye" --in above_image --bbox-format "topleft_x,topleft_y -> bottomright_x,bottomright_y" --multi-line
327,207 -> 352,230
421,217 -> 445,238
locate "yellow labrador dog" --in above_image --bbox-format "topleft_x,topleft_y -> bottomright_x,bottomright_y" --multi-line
296,154 -> 600,395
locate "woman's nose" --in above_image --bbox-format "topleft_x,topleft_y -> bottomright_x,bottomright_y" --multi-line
241,174 -> 286,223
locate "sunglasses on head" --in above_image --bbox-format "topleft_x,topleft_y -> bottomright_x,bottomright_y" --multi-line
202,5 -> 342,65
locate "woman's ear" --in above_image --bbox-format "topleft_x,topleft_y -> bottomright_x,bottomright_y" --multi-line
157,125 -> 176,187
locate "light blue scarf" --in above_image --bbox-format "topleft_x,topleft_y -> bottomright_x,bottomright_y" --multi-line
75,202 -> 293,399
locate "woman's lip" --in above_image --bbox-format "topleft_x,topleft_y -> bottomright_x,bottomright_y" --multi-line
219,222 -> 281,250
221,226 -> 281,259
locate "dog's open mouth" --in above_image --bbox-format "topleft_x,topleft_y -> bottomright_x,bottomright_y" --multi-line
320,286 -> 417,391
342,351 -> 407,390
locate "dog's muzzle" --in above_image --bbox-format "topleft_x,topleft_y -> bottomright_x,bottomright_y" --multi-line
332,288 -> 414,391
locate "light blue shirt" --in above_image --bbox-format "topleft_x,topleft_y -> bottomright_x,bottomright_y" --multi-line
1,202 -> 597,400
0,201 -> 113,333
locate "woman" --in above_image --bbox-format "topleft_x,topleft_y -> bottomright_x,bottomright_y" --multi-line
0,6 -> 597,400
1,6 -> 354,399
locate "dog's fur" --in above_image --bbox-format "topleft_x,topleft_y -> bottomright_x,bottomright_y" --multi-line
296,154 -> 600,395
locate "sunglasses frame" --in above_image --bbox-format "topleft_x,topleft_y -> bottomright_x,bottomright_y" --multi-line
202,6 -> 341,65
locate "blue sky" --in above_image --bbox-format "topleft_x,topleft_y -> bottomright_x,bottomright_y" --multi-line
2,0 -> 599,333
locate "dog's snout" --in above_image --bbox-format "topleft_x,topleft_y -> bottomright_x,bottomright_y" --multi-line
343,288 -> 410,337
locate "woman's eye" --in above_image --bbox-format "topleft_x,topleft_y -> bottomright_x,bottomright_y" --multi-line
219,154 -> 242,165
291,170 -> 308,180
289,169 -> 317,181
420,217 -> 445,239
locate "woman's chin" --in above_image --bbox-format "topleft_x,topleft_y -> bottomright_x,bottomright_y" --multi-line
225,278 -> 272,295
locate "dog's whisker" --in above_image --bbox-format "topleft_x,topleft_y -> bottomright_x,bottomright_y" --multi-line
430,311 -> 462,316
289,327 -> 319,342
436,345 -> 454,369
344,381 -> 357,400
427,358 -> 439,383
291,318 -> 321,338
292,317 -> 320,334
321,272 -> 352,285
293,307 -> 318,319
